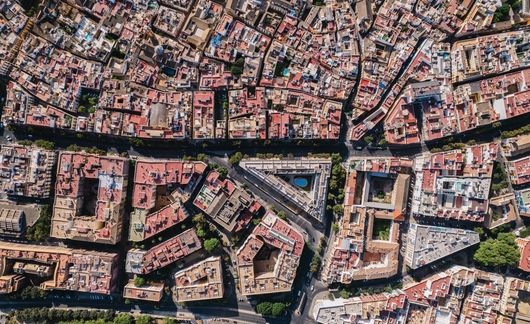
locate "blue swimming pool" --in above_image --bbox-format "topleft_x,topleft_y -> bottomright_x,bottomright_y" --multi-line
293,177 -> 308,188
84,32 -> 93,42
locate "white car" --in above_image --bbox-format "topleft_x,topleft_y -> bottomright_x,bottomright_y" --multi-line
6,135 -> 12,141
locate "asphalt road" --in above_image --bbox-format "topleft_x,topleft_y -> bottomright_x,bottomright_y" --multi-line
210,156 -> 324,245
1,72 -> 527,324
0,127 -> 431,324
0,299 -> 267,324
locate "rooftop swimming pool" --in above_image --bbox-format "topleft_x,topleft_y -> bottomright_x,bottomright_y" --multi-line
293,177 -> 309,188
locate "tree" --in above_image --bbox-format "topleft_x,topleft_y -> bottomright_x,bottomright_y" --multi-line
331,223 -> 340,234
84,146 -> 105,155
18,286 -> 47,300
129,137 -> 145,147
493,4 -> 510,22
277,211 -> 287,220
473,233 -> 520,268
319,236 -> 327,248
163,318 -> 178,324
217,167 -> 229,179
134,276 -> 146,287
26,205 -> 51,241
363,135 -> 374,144
271,303 -> 286,317
18,140 -> 33,146
256,302 -> 273,316
104,310 -> 115,322
230,65 -> 244,76
490,223 -> 511,238
332,204 -> 344,216
520,227 -> 530,238
80,310 -> 90,320
192,213 -> 206,225
196,228 -> 206,238
12,308 -> 112,323
66,144 -> 82,152
88,97 -> 98,106
113,313 -> 134,324
235,57 -> 246,67
490,162 -> 509,196
229,152 -> 243,165
339,289 -> 351,299
310,255 -> 321,273
204,238 -> 220,253
135,315 -> 152,324
34,139 -> 55,150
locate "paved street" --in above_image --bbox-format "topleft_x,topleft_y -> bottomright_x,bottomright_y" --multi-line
1,0 -> 530,321
0,299 -> 268,324
0,118 -> 516,324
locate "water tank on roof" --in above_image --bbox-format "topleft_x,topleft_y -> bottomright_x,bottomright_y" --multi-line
155,45 -> 164,57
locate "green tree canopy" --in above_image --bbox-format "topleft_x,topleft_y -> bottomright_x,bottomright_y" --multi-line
339,289 -> 351,299
271,303 -> 286,317
26,205 -> 51,241
310,254 -> 321,273
135,315 -> 152,324
520,227 -> 530,238
230,65 -> 244,76
34,139 -> 55,150
204,238 -> 220,253
277,211 -> 287,220
217,167 -> 229,179
192,213 -> 206,225
473,233 -> 520,268
129,137 -> 145,147
229,152 -> 243,165
196,228 -> 206,238
363,135 -> 373,144
133,276 -> 145,287
113,313 -> 134,324
256,302 -> 273,316
162,318 -> 178,324
66,144 -> 82,152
